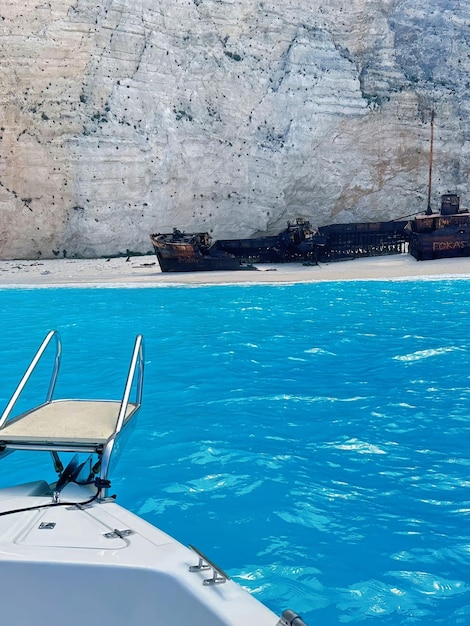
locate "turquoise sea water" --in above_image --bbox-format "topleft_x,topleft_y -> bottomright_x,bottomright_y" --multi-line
0,279 -> 469,625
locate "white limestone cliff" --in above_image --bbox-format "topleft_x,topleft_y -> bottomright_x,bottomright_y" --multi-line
0,0 -> 469,258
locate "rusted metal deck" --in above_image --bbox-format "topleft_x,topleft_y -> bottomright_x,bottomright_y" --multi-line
316,221 -> 409,262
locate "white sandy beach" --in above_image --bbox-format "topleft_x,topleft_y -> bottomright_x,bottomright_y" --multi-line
0,253 -> 468,286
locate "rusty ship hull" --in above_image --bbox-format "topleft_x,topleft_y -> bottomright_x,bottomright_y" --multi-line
212,218 -> 326,264
407,194 -> 470,261
150,219 -> 324,272
150,231 -> 241,272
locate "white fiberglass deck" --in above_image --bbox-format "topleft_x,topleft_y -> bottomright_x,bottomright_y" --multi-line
0,481 -> 279,626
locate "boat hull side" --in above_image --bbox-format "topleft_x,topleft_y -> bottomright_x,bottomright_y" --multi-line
0,483 -> 280,626
0,560 -> 275,626
408,213 -> 470,260
409,232 -> 470,260
152,244 -> 241,272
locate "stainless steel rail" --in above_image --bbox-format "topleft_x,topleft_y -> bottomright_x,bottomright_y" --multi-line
188,544 -> 230,585
99,333 -> 144,489
115,332 -> 144,435
0,330 -> 61,429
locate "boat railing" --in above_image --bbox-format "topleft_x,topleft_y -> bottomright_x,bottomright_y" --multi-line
115,333 -> 145,435
0,330 -> 61,429
188,544 -> 230,585
0,330 -> 145,494
99,333 -> 144,485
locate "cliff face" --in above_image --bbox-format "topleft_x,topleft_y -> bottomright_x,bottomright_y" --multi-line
1,0 -> 469,258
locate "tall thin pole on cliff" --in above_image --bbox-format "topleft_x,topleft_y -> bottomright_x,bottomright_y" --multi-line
426,109 -> 435,215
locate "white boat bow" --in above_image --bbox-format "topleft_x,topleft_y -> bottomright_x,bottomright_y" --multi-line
0,331 -> 306,626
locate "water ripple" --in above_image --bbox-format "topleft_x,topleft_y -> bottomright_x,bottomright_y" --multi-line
0,280 -> 469,626
394,346 -> 465,362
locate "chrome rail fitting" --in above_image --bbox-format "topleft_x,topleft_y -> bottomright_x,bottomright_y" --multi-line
188,544 -> 230,586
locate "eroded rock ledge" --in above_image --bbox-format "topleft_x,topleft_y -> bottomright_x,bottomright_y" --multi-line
0,0 -> 468,258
